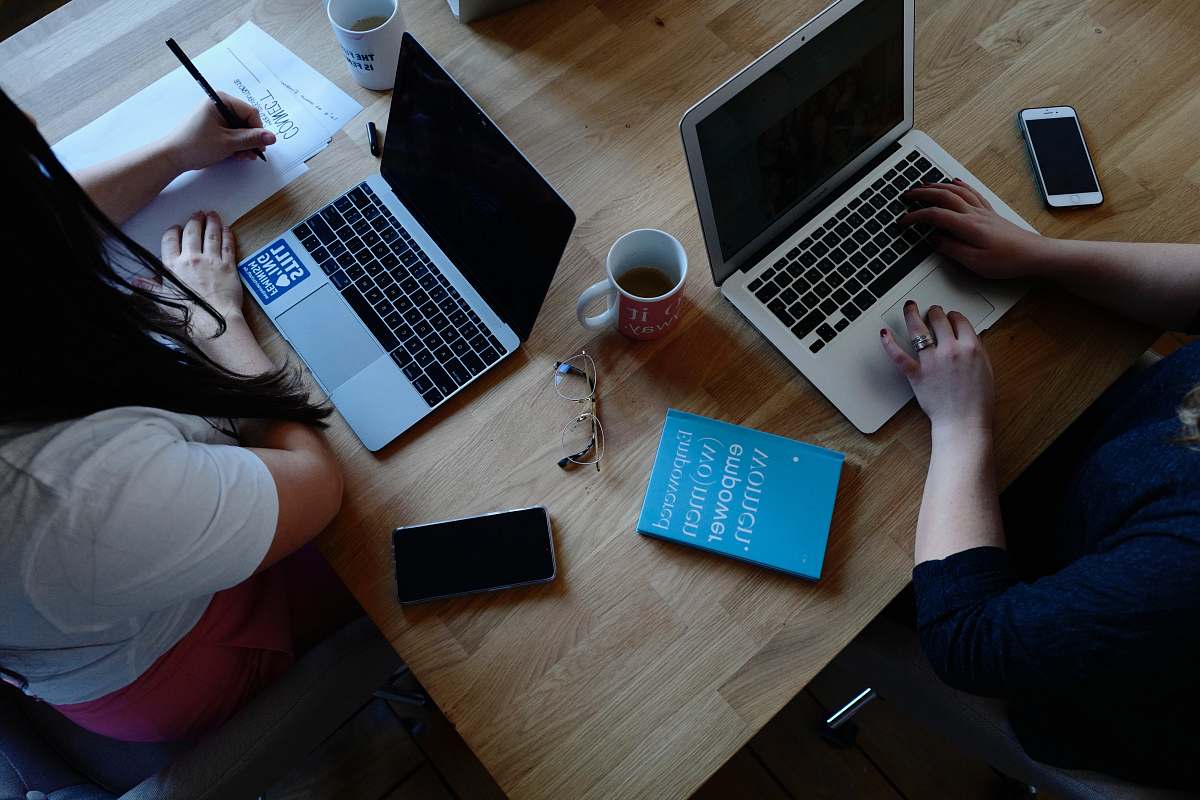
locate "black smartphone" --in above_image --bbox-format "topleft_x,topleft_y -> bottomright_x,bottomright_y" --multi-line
1018,106 -> 1103,208
392,506 -> 556,604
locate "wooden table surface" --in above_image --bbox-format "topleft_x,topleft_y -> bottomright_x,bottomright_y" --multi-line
8,0 -> 1197,796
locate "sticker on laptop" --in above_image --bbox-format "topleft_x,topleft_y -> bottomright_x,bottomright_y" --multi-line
239,239 -> 309,305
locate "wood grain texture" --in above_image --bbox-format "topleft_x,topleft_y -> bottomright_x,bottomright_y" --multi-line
5,0 -> 1194,797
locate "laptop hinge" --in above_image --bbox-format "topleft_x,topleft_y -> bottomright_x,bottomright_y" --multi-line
739,139 -> 904,273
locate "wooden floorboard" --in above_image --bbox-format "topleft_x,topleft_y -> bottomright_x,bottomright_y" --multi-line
383,666 -> 509,800
807,660 -> 1010,800
398,709 -> 508,799
266,699 -> 426,800
259,652 -> 1049,800
691,749 -> 791,800
746,689 -> 903,800
382,763 -> 456,800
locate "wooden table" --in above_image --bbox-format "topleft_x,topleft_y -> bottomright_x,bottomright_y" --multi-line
9,0 -> 1196,796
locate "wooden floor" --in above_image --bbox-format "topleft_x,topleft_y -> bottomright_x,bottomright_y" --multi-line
265,651 -> 1049,800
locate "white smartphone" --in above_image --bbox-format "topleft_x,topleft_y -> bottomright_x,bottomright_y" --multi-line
1018,106 -> 1103,208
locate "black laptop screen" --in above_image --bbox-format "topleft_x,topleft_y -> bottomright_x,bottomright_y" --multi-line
382,35 -> 576,341
696,0 -> 905,264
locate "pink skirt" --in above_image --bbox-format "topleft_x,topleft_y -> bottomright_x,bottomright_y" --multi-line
52,546 -> 358,743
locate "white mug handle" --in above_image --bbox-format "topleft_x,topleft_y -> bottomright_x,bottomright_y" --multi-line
577,280 -> 618,330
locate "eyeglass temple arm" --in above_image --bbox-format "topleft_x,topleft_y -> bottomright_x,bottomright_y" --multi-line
558,438 -> 595,469
555,362 -> 597,393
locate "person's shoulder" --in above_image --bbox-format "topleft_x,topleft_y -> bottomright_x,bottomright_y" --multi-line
1,407 -> 234,485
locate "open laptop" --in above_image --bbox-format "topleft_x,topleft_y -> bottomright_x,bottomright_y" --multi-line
680,0 -> 1032,433
238,34 -> 575,451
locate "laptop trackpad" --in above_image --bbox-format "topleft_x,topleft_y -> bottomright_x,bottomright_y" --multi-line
276,285 -> 383,391
880,266 -> 994,354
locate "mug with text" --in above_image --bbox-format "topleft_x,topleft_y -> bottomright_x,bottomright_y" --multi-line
576,229 -> 687,341
327,0 -> 406,91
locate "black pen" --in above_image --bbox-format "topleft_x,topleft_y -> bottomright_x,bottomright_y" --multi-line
366,121 -> 380,157
165,37 -> 267,162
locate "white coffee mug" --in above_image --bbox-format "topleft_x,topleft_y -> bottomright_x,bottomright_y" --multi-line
326,0 -> 406,91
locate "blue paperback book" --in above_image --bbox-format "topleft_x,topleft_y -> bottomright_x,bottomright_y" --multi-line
636,409 -> 844,580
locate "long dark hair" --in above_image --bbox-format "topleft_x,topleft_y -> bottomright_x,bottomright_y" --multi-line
0,88 -> 329,427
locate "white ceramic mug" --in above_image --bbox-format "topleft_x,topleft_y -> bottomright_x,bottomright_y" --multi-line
576,229 -> 687,341
326,0 -> 406,91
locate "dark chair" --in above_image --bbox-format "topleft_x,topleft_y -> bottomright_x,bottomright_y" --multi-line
0,615 -> 402,800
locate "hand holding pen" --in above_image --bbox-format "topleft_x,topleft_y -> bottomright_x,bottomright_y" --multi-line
162,90 -> 277,172
165,38 -> 276,168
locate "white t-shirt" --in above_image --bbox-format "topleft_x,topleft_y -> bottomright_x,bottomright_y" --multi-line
0,407 -> 278,704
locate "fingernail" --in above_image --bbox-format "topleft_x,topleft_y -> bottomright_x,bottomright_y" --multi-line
880,328 -> 888,337
904,300 -> 916,309
953,178 -> 962,183
262,131 -> 276,145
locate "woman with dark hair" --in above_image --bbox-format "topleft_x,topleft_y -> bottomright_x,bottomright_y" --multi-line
0,88 -> 355,742
880,178 -> 1200,787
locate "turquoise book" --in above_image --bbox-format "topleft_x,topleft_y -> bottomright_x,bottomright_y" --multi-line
636,409 -> 844,580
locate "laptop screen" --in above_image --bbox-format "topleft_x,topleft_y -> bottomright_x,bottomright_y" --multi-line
695,0 -> 905,266
382,35 -> 575,341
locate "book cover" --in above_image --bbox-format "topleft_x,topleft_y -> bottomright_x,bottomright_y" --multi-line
636,409 -> 844,580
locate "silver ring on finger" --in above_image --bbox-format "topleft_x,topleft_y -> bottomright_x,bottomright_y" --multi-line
911,333 -> 936,352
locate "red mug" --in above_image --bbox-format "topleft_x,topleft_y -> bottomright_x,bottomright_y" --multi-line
576,229 -> 687,341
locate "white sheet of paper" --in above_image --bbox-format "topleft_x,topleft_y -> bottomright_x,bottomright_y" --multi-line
224,22 -> 362,141
53,35 -> 348,251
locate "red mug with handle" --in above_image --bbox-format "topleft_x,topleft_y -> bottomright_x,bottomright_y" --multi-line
576,229 -> 687,341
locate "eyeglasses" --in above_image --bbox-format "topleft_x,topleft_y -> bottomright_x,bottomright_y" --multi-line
553,351 -> 604,472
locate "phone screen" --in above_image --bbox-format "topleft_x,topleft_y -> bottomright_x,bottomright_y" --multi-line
1025,116 -> 1099,196
393,507 -> 555,603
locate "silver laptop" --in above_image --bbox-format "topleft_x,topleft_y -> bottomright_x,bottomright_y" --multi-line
680,0 -> 1031,433
238,34 -> 575,451
447,0 -> 534,23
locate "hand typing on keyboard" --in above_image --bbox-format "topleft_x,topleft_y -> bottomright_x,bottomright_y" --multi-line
899,179 -> 1050,281
879,300 -> 994,435
745,150 -> 948,354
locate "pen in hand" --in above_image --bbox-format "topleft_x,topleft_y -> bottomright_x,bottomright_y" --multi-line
166,37 -> 268,162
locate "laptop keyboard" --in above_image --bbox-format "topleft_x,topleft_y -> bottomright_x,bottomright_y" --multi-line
745,150 -> 951,354
289,182 -> 507,408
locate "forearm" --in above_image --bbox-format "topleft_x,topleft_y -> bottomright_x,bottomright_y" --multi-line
74,140 -> 183,225
193,312 -> 334,455
915,424 -> 1005,564
192,312 -> 275,377
1033,238 -> 1200,331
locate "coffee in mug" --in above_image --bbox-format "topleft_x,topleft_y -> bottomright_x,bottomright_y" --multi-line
349,15 -> 390,31
576,229 -> 688,341
616,266 -> 676,299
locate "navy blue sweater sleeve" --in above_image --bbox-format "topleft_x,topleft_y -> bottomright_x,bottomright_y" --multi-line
912,514 -> 1200,697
